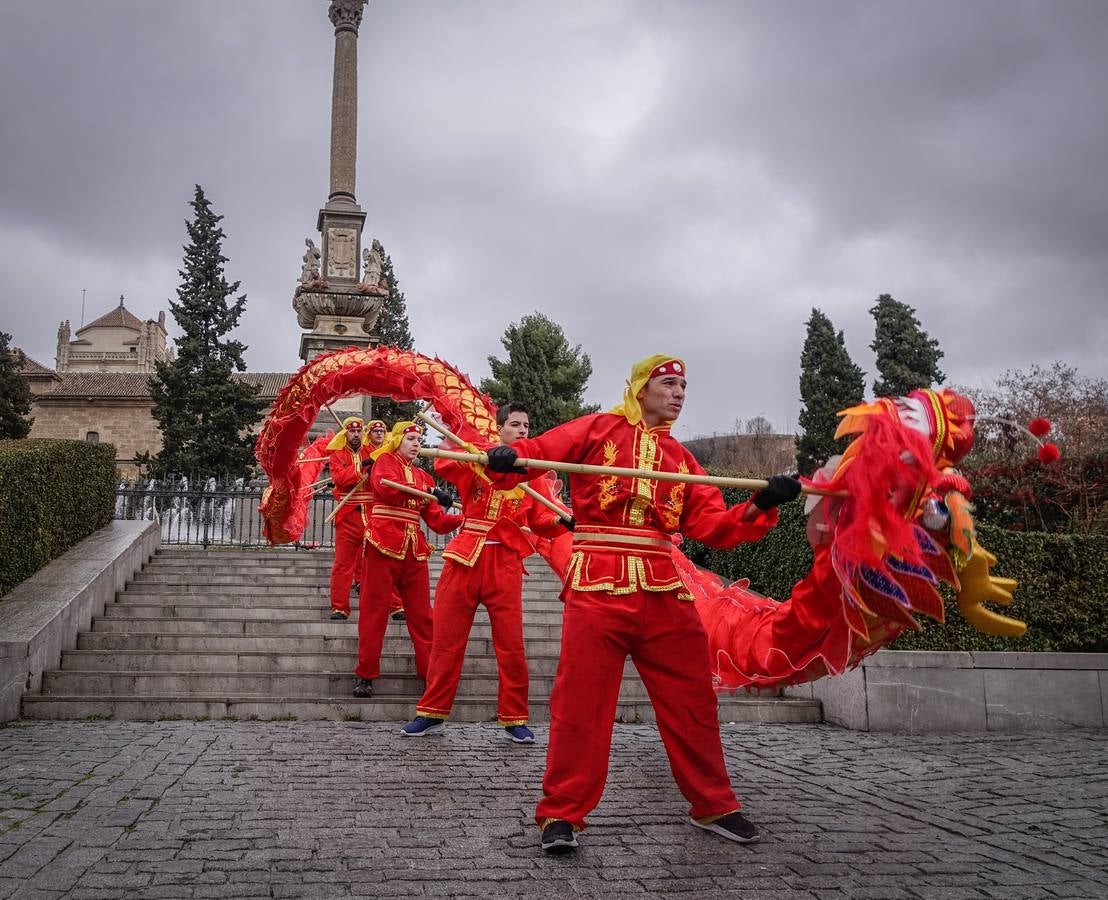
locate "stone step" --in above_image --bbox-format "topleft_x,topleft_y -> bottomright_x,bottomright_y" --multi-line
59,650 -> 568,677
88,618 -> 567,639
117,582 -> 563,597
114,592 -> 566,610
19,693 -> 821,725
76,632 -> 567,657
99,604 -> 569,623
41,669 -> 673,701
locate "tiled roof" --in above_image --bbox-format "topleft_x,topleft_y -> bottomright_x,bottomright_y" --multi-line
14,350 -> 57,376
38,371 -> 294,401
77,303 -> 146,334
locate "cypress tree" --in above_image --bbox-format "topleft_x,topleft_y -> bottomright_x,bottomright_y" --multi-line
370,244 -> 419,425
796,309 -> 865,476
869,293 -> 945,397
146,185 -> 264,479
0,331 -> 33,439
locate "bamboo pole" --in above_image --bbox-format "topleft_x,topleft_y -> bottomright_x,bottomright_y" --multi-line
418,446 -> 841,497
296,457 -> 329,465
323,403 -> 345,429
305,476 -> 332,492
414,412 -> 571,519
379,478 -> 462,511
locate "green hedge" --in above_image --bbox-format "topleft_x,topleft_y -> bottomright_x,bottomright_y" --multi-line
0,439 -> 117,597
683,492 -> 1108,653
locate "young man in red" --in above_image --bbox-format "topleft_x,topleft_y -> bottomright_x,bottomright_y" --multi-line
326,417 -> 376,620
485,355 -> 801,853
352,422 -> 458,698
401,403 -> 571,743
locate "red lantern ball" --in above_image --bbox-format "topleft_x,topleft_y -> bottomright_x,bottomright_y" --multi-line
1037,442 -> 1061,463
1028,417 -> 1052,437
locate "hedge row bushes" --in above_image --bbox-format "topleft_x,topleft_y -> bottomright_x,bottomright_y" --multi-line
0,439 -> 116,596
683,491 -> 1108,653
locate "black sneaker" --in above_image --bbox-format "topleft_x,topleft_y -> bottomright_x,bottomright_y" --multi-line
540,819 -> 578,854
390,609 -> 406,622
352,678 -> 374,698
690,810 -> 760,844
329,609 -> 350,620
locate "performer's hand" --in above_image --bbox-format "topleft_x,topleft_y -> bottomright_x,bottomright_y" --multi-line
485,445 -> 519,473
752,475 -> 802,511
558,516 -> 576,532
431,487 -> 454,510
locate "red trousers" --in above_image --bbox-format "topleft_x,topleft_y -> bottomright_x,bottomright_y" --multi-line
355,545 -> 433,681
416,546 -> 529,725
329,514 -> 365,615
535,587 -> 740,830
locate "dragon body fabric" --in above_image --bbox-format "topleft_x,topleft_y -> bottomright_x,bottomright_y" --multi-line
256,347 -> 1025,692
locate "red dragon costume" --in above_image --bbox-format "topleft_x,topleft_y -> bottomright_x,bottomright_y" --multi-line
256,345 -> 1024,695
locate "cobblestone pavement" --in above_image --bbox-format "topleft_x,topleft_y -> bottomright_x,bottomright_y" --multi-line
0,721 -> 1104,899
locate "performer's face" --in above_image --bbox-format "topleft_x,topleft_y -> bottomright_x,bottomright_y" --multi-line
398,432 -> 422,461
499,412 -> 530,444
368,425 -> 386,447
637,375 -> 686,427
345,423 -> 363,450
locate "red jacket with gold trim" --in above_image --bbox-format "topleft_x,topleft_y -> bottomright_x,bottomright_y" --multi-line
366,452 -> 458,561
329,445 -> 374,528
503,412 -> 777,599
435,453 -> 567,567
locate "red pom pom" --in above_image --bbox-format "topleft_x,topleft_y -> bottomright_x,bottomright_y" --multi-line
1037,442 -> 1061,463
1028,417 -> 1052,437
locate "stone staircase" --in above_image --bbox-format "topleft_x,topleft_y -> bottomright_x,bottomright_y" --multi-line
21,547 -> 821,724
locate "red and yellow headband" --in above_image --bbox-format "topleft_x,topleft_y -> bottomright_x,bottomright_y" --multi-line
373,421 -> 423,458
610,354 -> 688,425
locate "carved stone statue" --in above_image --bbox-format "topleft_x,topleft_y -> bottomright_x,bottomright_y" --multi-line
361,240 -> 383,285
300,238 -> 322,284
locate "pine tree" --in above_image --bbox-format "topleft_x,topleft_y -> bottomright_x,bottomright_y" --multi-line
0,331 -> 33,439
146,185 -> 264,478
869,293 -> 945,397
480,312 -> 598,434
796,309 -> 866,476
369,244 -> 418,426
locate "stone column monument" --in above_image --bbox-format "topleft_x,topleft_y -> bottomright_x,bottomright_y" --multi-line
292,0 -> 387,367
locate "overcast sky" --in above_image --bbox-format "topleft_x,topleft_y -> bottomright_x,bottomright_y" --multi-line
3,1 -> 1106,439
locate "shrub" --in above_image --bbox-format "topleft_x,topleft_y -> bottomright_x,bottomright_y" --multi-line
0,439 -> 116,596
684,492 -> 1108,653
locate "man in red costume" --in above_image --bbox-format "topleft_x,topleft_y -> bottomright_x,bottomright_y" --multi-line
485,355 -> 801,853
326,417 -> 379,620
353,422 -> 458,698
401,403 -> 572,743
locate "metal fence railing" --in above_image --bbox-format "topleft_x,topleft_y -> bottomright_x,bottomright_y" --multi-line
113,478 -> 458,549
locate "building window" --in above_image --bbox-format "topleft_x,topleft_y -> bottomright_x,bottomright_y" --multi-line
86,431 -> 99,443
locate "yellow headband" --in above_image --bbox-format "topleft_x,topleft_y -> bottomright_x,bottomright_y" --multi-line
608,354 -> 687,426
324,416 -> 366,451
371,421 -> 422,459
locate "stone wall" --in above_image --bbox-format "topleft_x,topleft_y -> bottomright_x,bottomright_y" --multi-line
784,650 -> 1108,731
28,399 -> 161,475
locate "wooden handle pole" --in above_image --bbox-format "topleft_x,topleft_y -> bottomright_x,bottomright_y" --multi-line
296,457 -> 330,466
415,411 -> 571,518
417,446 -> 843,497
380,478 -> 462,511
324,475 -> 368,524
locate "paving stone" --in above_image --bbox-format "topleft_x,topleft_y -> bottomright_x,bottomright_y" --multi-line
0,722 -> 1102,898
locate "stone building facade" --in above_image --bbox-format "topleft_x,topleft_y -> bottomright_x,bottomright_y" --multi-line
19,299 -> 293,477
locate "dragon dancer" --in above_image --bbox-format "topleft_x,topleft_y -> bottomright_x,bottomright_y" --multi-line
485,355 -> 802,853
401,402 -> 573,743
352,422 -> 458,698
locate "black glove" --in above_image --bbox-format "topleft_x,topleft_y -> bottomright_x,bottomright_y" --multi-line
431,487 -> 454,510
752,475 -> 802,511
485,445 -> 519,473
558,516 -> 576,532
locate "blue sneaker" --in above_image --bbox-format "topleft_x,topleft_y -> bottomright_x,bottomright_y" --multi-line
502,724 -> 535,744
401,716 -> 445,737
